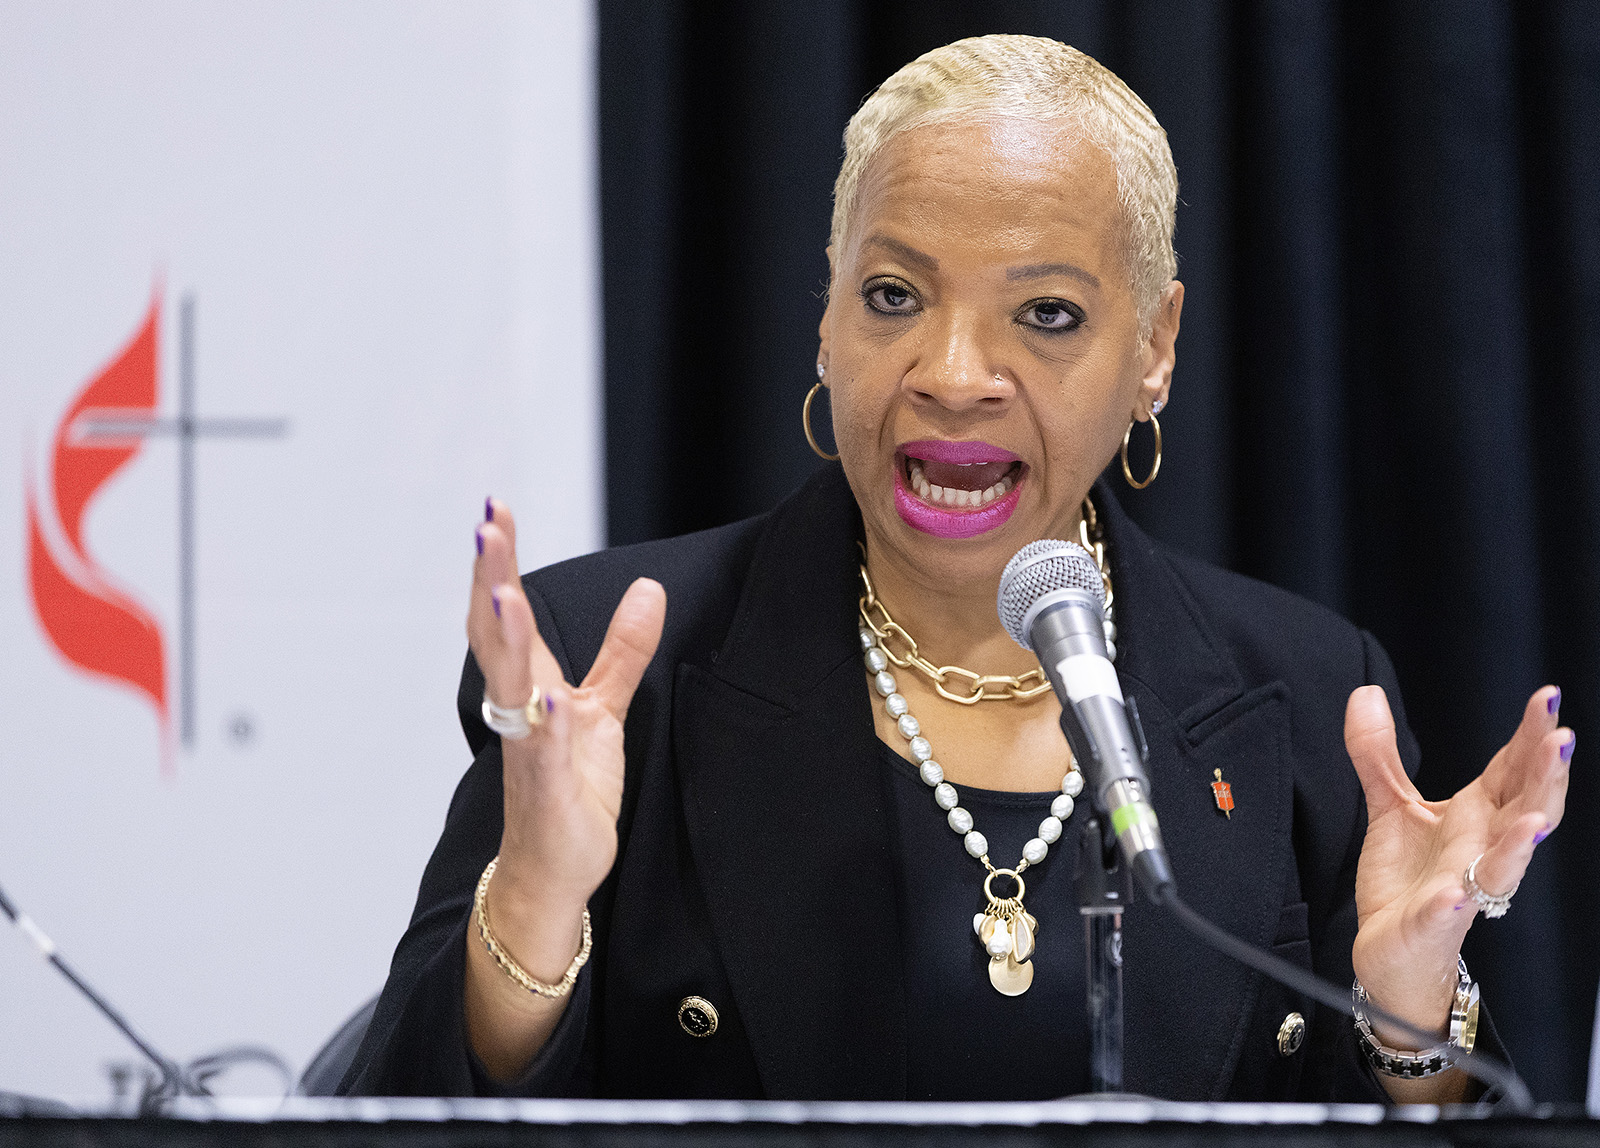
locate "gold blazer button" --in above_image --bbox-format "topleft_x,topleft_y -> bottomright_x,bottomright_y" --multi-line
678,996 -> 719,1038
1277,1012 -> 1306,1057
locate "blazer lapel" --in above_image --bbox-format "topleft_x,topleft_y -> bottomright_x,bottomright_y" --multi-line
1097,483 -> 1297,1100
671,470 -> 1294,1101
673,467 -> 908,1100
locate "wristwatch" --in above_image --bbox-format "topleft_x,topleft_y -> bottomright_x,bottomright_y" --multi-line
1352,956 -> 1479,1079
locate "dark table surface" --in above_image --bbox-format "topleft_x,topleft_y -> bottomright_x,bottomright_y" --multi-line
4,1098 -> 1600,1148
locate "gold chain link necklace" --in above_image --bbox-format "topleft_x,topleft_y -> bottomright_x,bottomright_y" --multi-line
856,496 -> 1114,704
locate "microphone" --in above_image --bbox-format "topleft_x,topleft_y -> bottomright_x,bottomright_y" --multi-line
997,539 -> 1175,900
996,541 -> 1535,1110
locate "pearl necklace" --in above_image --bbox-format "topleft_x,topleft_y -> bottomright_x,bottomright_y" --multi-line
858,507 -> 1116,996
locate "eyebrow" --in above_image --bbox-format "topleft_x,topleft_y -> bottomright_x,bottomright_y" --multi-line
1006,262 -> 1101,289
863,237 -> 1101,291
862,234 -> 939,273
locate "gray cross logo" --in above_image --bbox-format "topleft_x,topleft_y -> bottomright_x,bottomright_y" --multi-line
73,294 -> 288,749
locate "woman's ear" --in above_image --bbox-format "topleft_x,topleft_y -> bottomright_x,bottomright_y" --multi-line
1136,279 -> 1184,419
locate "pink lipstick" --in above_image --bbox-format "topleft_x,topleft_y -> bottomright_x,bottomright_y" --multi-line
893,440 -> 1026,539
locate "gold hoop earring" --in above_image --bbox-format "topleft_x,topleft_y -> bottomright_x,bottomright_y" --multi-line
803,382 -> 840,461
1120,413 -> 1162,489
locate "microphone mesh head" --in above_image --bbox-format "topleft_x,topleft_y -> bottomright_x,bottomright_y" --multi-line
997,539 -> 1106,648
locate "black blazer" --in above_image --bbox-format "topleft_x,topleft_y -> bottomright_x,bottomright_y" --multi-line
344,465 -> 1452,1101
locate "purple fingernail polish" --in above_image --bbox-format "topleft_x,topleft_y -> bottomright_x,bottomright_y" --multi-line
1561,733 -> 1576,762
1548,688 -> 1562,714
491,589 -> 501,618
1534,828 -> 1551,844
545,694 -> 554,714
485,497 -> 494,523
475,527 -> 484,555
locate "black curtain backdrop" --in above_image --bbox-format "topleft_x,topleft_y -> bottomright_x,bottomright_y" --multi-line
598,2 -> 1600,1101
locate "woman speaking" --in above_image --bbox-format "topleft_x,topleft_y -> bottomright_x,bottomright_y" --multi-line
344,35 -> 1571,1102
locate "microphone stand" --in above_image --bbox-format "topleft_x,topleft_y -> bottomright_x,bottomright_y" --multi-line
0,881 -> 194,1112
1076,814 -> 1132,1094
1,879 -> 295,1112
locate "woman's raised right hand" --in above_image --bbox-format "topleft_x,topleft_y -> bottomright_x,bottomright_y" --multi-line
464,499 -> 665,1077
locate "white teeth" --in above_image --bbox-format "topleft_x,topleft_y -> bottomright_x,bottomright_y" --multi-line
906,459 -> 1020,507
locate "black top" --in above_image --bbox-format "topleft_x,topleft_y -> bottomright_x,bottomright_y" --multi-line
883,743 -> 1089,1100
341,465 -> 1504,1101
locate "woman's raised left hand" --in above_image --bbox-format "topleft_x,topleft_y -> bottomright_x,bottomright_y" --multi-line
1343,684 -> 1572,1075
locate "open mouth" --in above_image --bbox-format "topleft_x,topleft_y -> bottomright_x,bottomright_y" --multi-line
902,456 -> 1022,508
893,440 -> 1027,539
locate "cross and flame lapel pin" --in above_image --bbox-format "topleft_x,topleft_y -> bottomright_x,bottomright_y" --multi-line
1211,769 -> 1234,819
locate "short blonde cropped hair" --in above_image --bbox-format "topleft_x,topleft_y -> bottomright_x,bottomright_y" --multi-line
831,35 -> 1178,335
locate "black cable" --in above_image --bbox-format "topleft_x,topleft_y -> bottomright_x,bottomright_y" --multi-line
186,1045 -> 293,1095
1151,884 -> 1533,1113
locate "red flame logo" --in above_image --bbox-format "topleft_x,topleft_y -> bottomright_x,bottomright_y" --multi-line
26,291 -> 170,758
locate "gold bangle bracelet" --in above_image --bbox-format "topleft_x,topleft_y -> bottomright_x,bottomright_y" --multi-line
473,856 -> 591,999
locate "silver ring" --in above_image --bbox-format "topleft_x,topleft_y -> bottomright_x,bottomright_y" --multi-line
1463,853 -> 1517,919
482,686 -> 547,740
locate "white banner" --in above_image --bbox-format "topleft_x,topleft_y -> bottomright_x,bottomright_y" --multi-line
0,0 -> 600,1101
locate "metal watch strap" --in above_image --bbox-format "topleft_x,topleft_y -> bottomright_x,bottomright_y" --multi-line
1352,956 -> 1476,1079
